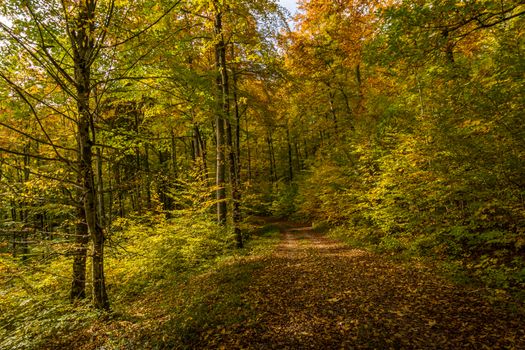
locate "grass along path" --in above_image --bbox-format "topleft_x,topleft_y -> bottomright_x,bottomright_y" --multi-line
198,222 -> 525,349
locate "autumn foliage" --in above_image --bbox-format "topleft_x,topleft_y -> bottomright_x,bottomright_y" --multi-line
0,0 -> 524,348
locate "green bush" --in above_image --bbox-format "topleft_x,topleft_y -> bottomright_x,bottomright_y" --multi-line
269,184 -> 298,217
377,235 -> 405,253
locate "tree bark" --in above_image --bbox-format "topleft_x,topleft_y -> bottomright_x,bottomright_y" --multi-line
134,109 -> 142,214
246,117 -> 252,182
11,207 -> 16,258
196,126 -> 209,179
230,44 -> 242,248
144,145 -> 151,208
72,0 -> 109,310
267,132 -> 277,183
21,143 -> 30,262
171,129 -> 178,180
267,135 -> 275,183
354,63 -> 363,119
328,91 -> 338,135
286,127 -> 293,181
214,6 -> 227,224
96,147 -> 105,228
70,204 -> 89,301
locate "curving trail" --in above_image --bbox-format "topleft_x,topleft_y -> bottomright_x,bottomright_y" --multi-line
200,223 -> 525,349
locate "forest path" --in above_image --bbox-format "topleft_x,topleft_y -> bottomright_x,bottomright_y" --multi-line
199,221 -> 525,349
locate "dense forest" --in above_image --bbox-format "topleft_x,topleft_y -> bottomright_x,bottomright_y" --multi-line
1,0 -> 524,348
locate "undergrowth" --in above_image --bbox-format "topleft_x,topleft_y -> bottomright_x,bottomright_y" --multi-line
0,217 -> 281,350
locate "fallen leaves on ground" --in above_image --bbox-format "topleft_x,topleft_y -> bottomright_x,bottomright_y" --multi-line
197,223 -> 525,349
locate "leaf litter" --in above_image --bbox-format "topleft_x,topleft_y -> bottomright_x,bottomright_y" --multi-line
197,222 -> 525,349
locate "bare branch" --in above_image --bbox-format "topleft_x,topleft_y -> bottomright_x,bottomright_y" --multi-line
0,146 -> 65,162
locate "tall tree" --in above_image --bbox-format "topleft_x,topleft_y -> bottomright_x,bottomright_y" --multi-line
70,0 -> 110,310
0,0 -> 116,309
213,0 -> 228,224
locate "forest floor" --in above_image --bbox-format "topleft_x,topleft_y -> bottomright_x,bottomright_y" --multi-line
194,220 -> 525,349
56,220 -> 525,350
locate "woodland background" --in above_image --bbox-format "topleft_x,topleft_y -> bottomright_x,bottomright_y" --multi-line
0,0 -> 524,348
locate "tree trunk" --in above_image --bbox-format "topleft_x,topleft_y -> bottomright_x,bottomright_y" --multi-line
246,117 -> 252,182
354,63 -> 363,119
78,109 -> 109,310
303,138 -> 309,160
195,125 -> 208,179
72,0 -> 109,310
226,119 -> 242,247
21,144 -> 30,262
70,204 -> 89,301
230,44 -> 242,248
95,147 -> 105,228
171,129 -> 178,180
267,132 -> 277,183
11,207 -> 16,258
286,127 -> 293,181
214,6 -> 227,224
91,231 -> 108,310
115,164 -> 125,217
191,133 -> 197,162
267,134 -> 276,183
107,162 -> 114,226
144,145 -> 151,208
294,142 -> 302,170
328,91 -> 338,135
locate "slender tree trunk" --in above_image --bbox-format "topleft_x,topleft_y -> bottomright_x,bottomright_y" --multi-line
303,138 -> 309,160
328,91 -> 338,135
21,144 -> 30,262
267,133 -> 277,183
294,142 -> 302,170
158,150 -> 166,207
271,134 -> 277,182
215,99 -> 227,223
170,129 -> 178,180
246,117 -> 252,181
226,120 -> 242,247
266,136 -> 273,183
354,63 -> 363,119
286,128 -> 293,181
133,108 -> 142,213
214,6 -> 227,224
191,133 -> 197,162
337,82 -> 354,131
192,125 -> 201,167
108,163 -> 114,227
144,145 -> 151,208
230,44 -> 242,247
115,164 -> 124,217
11,207 -> 16,258
267,136 -> 273,182
195,125 -> 208,179
95,148 -> 105,228
231,45 -> 241,183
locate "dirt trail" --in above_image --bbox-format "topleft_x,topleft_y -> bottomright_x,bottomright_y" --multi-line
202,223 -> 525,349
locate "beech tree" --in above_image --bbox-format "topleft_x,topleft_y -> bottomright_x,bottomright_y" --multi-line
0,0 -> 117,309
